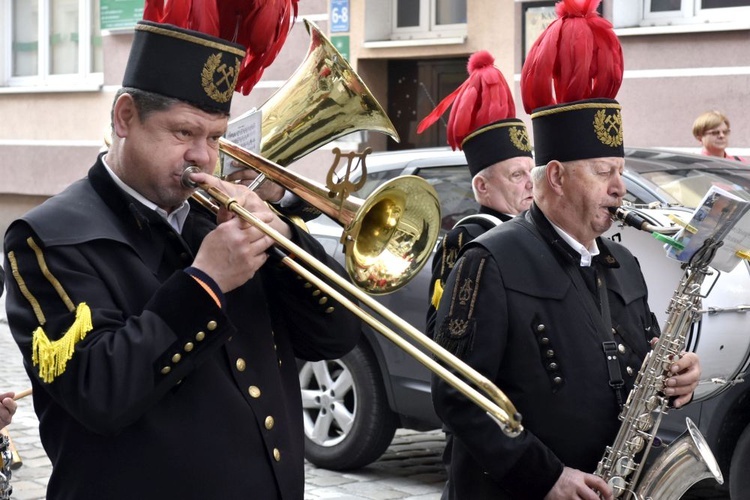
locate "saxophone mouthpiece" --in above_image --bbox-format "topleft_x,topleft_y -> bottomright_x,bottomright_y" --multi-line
608,206 -> 651,232
181,166 -> 202,189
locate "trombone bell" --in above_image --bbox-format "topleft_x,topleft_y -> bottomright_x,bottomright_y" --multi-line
347,176 -> 440,294
218,138 -> 441,295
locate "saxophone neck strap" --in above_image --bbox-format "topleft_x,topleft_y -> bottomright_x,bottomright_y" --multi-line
566,261 -> 626,409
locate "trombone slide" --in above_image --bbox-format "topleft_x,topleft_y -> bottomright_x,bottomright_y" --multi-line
184,172 -> 523,437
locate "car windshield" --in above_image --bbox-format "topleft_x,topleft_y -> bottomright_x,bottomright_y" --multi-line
637,168 -> 750,207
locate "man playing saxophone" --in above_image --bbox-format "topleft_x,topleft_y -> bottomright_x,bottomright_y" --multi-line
430,1 -> 701,499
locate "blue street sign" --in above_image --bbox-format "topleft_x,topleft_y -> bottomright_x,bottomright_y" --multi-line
331,0 -> 350,33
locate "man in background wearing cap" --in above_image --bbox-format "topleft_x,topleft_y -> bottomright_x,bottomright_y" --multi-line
430,2 -> 700,498
418,51 -> 533,498
420,50 -> 533,342
3,18 -> 359,500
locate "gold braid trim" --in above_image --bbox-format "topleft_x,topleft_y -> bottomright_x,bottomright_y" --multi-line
431,279 -> 444,309
32,303 -> 93,383
7,251 -> 46,325
18,237 -> 92,383
27,237 -> 75,312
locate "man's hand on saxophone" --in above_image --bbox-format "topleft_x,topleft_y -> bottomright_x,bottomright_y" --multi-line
543,467 -> 613,500
664,349 -> 701,408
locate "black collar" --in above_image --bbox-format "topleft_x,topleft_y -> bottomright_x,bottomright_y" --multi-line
526,202 -> 620,269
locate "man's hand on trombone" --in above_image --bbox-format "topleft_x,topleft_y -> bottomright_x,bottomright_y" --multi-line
224,160 -> 286,203
188,171 -> 292,293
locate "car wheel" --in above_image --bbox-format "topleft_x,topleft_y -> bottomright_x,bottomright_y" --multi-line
729,423 -> 750,498
299,342 -> 398,470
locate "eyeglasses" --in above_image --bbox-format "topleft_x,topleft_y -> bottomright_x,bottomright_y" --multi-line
705,129 -> 731,137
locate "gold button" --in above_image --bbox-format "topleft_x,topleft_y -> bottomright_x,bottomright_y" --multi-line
236,358 -> 246,372
160,366 -> 171,375
207,320 -> 218,331
273,448 -> 281,461
304,282 -> 312,288
618,344 -> 626,354
184,342 -> 194,352
319,297 -> 328,305
312,290 -> 321,297
265,416 -> 275,430
171,353 -> 182,363
325,307 -> 334,314
248,386 -> 261,398
627,366 -> 634,376
195,331 -> 206,341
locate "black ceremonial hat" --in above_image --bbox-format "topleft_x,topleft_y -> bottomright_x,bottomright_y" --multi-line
417,51 -> 531,177
520,0 -> 625,166
123,20 -> 247,114
462,118 -> 532,177
530,98 -> 624,167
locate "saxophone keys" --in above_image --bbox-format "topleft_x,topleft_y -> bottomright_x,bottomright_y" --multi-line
635,412 -> 655,432
626,434 -> 646,454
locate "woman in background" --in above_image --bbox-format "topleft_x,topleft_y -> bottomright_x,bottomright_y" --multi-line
692,110 -> 747,162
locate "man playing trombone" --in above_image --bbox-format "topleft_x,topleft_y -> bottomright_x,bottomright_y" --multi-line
3,17 -> 360,500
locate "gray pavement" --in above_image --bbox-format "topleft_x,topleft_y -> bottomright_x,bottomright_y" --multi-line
0,291 -> 729,500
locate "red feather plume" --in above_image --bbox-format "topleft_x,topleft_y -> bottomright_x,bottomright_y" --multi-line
520,0 -> 623,114
417,50 -> 516,151
143,0 -> 299,95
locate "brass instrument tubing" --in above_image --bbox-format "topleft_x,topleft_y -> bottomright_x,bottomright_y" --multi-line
186,181 -> 523,437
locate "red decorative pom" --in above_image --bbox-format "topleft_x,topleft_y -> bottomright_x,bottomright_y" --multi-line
520,0 -> 623,113
417,50 -> 516,150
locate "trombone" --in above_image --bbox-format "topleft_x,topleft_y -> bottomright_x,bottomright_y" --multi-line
185,143 -> 523,437
200,19 -> 522,435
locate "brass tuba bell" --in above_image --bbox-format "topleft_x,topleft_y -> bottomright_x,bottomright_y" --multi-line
258,18 -> 400,167
220,20 -> 441,295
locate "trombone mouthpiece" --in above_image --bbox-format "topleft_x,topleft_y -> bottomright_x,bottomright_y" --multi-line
181,166 -> 202,188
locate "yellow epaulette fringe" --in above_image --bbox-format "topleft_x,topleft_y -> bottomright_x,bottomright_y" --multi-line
431,280 -> 444,309
32,303 -> 93,383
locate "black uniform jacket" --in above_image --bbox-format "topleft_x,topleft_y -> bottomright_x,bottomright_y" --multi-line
3,157 -> 361,500
432,204 -> 658,499
426,205 -> 511,340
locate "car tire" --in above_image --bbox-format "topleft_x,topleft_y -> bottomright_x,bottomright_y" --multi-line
729,423 -> 750,498
299,341 -> 399,470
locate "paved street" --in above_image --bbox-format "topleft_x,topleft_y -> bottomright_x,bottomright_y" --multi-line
0,291 -> 729,500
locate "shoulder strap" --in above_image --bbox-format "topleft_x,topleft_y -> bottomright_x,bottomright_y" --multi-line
431,213 -> 504,310
452,213 -> 503,231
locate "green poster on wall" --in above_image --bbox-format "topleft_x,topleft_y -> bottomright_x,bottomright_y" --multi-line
330,35 -> 350,62
101,0 -> 144,31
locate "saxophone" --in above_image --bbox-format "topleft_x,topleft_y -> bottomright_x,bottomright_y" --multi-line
596,210 -> 725,499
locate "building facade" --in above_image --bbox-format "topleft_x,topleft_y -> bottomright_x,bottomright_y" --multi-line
1,0 -> 749,236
